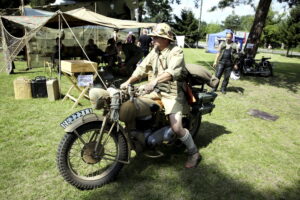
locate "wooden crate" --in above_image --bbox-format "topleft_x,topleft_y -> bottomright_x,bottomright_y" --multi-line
61,60 -> 98,73
13,77 -> 32,99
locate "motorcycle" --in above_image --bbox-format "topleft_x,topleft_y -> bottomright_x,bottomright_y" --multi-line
237,53 -> 274,77
57,81 -> 217,190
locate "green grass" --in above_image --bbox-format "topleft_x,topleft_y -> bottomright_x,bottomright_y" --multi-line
0,49 -> 300,200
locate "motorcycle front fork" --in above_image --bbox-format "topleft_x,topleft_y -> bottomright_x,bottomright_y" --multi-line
89,115 -> 132,165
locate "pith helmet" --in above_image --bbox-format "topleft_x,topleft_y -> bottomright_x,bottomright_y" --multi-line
149,23 -> 175,41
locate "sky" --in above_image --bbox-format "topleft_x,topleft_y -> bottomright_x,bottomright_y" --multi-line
171,0 -> 289,24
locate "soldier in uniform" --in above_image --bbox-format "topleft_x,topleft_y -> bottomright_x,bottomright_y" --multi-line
84,39 -> 104,64
212,32 -> 239,94
120,23 -> 200,168
116,40 -> 143,76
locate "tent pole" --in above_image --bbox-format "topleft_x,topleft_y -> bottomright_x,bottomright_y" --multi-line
60,14 -> 107,89
58,13 -> 62,98
20,0 -> 31,70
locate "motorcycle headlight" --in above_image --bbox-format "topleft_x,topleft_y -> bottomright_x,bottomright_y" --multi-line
89,88 -> 110,109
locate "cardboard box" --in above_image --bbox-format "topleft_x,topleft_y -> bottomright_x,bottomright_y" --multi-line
61,60 -> 98,73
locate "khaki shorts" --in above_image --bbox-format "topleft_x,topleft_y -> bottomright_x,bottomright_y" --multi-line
143,91 -> 188,115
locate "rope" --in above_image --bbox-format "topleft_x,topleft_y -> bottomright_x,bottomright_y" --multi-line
60,12 -> 107,89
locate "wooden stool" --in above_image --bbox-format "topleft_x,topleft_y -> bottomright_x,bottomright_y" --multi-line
44,61 -> 55,76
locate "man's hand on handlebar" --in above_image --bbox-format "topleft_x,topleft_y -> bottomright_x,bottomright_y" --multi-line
120,81 -> 130,90
120,76 -> 140,90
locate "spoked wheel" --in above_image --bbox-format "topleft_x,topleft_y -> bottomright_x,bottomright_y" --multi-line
57,122 -> 128,190
264,63 -> 273,77
174,111 -> 202,148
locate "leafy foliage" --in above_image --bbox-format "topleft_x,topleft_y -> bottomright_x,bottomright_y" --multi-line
260,9 -> 284,48
240,15 -> 254,32
0,0 -> 30,8
206,23 -> 223,34
210,0 -> 299,11
279,4 -> 300,55
173,9 -> 201,44
221,14 -> 254,32
142,0 -> 179,23
30,0 -> 54,7
222,13 -> 241,31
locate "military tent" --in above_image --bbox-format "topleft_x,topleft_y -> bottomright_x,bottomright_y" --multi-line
0,7 -> 155,73
206,29 -> 244,53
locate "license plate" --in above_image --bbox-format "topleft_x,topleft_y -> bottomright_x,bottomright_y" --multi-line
60,108 -> 93,129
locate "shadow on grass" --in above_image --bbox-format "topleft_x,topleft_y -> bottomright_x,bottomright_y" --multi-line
13,71 -> 42,74
84,154 -> 300,200
242,61 -> 300,93
195,60 -> 300,93
82,121 -> 299,199
196,121 -> 231,148
226,86 -> 245,94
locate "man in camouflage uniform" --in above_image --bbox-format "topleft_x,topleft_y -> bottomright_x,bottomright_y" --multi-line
212,32 -> 239,94
120,23 -> 200,168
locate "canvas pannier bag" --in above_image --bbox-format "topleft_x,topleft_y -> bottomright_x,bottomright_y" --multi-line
185,64 -> 219,88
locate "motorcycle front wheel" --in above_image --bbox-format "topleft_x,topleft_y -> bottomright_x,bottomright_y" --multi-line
57,122 -> 128,190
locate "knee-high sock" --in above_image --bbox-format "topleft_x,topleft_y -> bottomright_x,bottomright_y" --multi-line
179,129 -> 198,155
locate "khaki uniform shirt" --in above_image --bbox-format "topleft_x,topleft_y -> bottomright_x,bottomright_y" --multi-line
132,44 -> 188,115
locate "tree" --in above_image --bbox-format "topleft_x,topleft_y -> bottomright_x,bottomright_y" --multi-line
210,0 -> 299,57
240,15 -> 254,32
279,4 -> 300,56
173,9 -> 200,45
222,13 -> 241,31
244,0 -> 272,57
141,0 -> 180,23
0,0 -> 30,8
206,23 -> 222,34
30,0 -> 54,7
261,9 -> 283,48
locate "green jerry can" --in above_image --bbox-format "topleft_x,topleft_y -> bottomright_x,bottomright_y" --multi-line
46,78 -> 59,101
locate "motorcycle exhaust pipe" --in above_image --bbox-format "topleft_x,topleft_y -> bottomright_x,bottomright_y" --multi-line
199,103 -> 215,115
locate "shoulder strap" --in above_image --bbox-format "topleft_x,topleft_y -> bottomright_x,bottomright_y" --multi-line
220,42 -> 226,50
231,42 -> 237,49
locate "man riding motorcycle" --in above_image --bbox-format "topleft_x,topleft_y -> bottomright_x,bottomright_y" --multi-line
118,23 -> 200,168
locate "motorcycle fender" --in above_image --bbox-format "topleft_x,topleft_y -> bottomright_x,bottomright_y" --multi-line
64,113 -> 104,133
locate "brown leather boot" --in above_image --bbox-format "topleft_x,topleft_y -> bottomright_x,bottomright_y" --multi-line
185,152 -> 201,168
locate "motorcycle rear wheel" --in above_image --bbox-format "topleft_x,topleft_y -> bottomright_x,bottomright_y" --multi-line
263,62 -> 273,77
187,111 -> 202,138
57,122 -> 128,190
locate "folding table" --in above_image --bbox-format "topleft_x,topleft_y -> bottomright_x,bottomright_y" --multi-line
61,60 -> 98,109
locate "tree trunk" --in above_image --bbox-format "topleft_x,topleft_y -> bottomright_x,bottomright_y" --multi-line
286,46 -> 290,57
244,0 -> 272,58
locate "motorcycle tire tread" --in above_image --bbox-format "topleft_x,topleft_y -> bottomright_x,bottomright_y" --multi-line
57,122 -> 128,190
